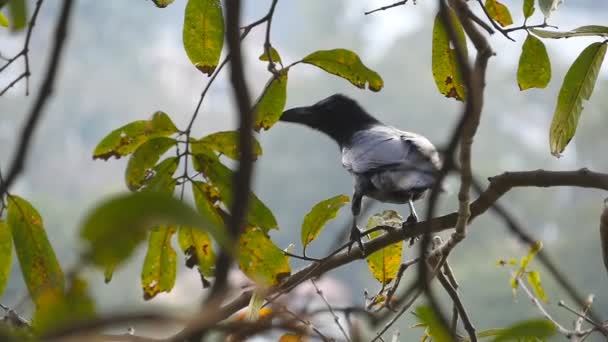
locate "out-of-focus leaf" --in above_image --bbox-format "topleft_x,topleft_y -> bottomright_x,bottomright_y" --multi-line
538,0 -> 563,19
93,111 -> 178,160
254,73 -> 288,132
365,210 -> 404,285
523,0 -> 534,19
258,46 -> 282,64
0,13 -> 9,27
415,306 -> 451,342
302,48 -> 383,91
141,225 -> 177,300
526,271 -> 548,302
142,157 -> 179,193
279,334 -> 305,342
126,137 -> 176,191
192,151 -> 278,231
7,196 -> 64,307
245,291 -> 265,321
183,0 -> 224,75
80,192 -> 228,271
191,131 -> 262,160
32,277 -> 95,333
531,25 -> 608,39
517,35 -> 551,90
152,0 -> 175,7
549,42 -> 606,157
8,0 -> 26,31
300,194 -> 349,250
492,319 -> 556,341
238,227 -> 290,286
485,0 -> 513,27
0,221 -> 12,295
431,11 -> 467,101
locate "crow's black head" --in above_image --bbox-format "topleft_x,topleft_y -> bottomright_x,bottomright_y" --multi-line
279,94 -> 380,146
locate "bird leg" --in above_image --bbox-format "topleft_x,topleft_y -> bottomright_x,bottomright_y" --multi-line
347,192 -> 366,256
405,199 -> 419,246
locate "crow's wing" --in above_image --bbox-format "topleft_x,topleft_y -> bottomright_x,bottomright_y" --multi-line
341,125 -> 440,175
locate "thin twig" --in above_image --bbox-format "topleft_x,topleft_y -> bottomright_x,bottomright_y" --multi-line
437,271 -> 476,341
311,278 -> 351,342
365,0 -> 409,15
263,0 -> 281,76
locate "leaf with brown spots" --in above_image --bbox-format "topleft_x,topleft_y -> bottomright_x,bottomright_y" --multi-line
238,227 -> 290,286
141,225 -> 177,300
365,210 -> 404,285
93,111 -> 178,160
254,72 -> 288,132
485,0 -> 513,27
0,221 -> 12,296
7,196 -> 64,307
126,137 -> 177,191
191,131 -> 262,160
183,0 -> 224,75
431,11 -> 467,101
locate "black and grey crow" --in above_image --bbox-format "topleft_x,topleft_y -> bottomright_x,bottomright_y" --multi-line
280,94 -> 441,253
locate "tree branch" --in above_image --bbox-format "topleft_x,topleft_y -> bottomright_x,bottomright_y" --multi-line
600,199 -> 608,277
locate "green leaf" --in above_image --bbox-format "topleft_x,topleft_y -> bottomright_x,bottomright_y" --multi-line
538,0 -> 562,19
254,73 -> 288,132
93,111 -> 178,160
492,319 -> 556,341
549,42 -> 607,157
415,306 -> 451,342
0,13 -> 9,27
126,137 -> 177,191
192,131 -> 263,160
517,35 -> 551,90
485,0 -> 513,27
8,0 -> 26,31
301,48 -> 384,91
178,225 -> 215,277
523,0 -> 534,19
526,271 -> 548,302
365,210 -> 404,285
80,192 -> 228,271
7,196 -> 64,308
32,277 -> 96,333
192,151 -> 278,231
142,157 -> 179,193
238,227 -> 290,286
141,225 -> 177,300
300,195 -> 349,250
431,11 -> 467,101
183,0 -> 224,75
0,222 -> 12,296
531,25 -> 608,39
259,46 -> 282,64
152,0 -> 175,8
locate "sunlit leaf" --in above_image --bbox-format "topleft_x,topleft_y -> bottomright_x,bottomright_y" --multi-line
238,227 -> 290,286
93,111 -> 178,160
518,241 -> 543,275
258,46 -> 282,64
523,0 -> 535,19
415,306 -> 451,342
32,277 -> 95,333
0,222 -> 12,295
183,0 -> 224,75
152,0 -> 175,7
538,0 -> 563,19
531,25 -> 608,39
302,48 -> 384,91
141,225 -> 177,300
517,35 -> 551,90
485,0 -> 513,27
526,271 -> 548,302
549,42 -> 606,157
80,192 -> 228,272
300,194 -> 349,250
492,319 -> 556,341
142,157 -> 179,194
365,210 -> 404,285
7,196 -> 64,307
254,72 -> 288,132
191,131 -> 262,160
8,0 -> 25,31
431,11 -> 467,101
0,13 -> 8,27
126,137 -> 176,191
192,151 -> 278,231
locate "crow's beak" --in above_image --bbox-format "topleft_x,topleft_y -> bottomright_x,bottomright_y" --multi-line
279,106 -> 316,124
